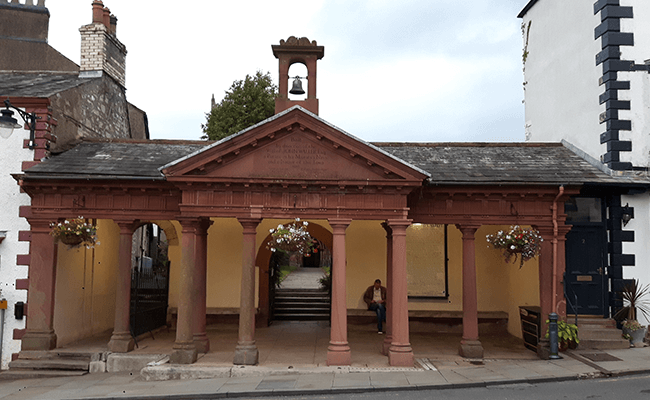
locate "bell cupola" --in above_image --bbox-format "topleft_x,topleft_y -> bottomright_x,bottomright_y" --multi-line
272,36 -> 324,115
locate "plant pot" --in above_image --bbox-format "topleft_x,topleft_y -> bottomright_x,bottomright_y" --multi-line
623,326 -> 647,346
59,234 -> 83,246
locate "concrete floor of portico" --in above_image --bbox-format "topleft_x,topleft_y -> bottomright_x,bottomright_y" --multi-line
58,320 -> 537,369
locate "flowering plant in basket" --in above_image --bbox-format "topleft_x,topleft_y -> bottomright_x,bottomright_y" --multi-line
50,217 -> 99,248
266,218 -> 313,256
486,225 -> 542,268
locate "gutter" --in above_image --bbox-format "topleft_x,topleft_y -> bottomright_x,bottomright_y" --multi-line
552,185 -> 564,313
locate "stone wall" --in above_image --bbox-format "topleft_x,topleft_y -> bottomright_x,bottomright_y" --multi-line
49,75 -> 131,152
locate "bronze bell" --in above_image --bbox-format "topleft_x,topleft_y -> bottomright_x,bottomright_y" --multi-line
289,76 -> 305,95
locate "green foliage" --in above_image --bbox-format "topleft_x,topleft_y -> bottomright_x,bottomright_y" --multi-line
545,319 -> 580,345
614,279 -> 650,322
319,266 -> 331,292
202,71 -> 277,141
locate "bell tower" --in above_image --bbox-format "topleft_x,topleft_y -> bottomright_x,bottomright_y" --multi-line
272,36 -> 324,115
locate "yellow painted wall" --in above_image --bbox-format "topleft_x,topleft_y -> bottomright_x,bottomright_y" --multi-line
345,220 -> 387,309
53,219 -> 119,346
341,223 -> 540,338
168,219 -> 247,310
166,219 -> 540,339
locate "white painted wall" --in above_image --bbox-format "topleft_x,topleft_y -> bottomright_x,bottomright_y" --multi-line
622,193 -> 650,326
619,0 -> 650,168
521,0 -> 603,160
0,122 -> 32,370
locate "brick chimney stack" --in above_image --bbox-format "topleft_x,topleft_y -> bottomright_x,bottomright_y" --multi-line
79,0 -> 127,87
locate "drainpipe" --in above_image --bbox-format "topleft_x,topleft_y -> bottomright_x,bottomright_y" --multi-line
552,185 -> 564,313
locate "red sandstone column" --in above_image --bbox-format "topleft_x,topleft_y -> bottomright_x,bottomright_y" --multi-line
327,218 -> 352,366
193,218 -> 212,353
108,220 -> 137,353
381,222 -> 393,356
536,226 -> 555,359
387,219 -> 414,367
234,217 -> 261,365
21,219 -> 58,351
170,219 -> 199,364
457,224 -> 483,358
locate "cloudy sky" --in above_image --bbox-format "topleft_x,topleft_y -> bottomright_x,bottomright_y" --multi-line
45,0 -> 530,143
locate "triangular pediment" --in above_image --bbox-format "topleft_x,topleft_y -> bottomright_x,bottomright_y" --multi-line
162,107 -> 428,185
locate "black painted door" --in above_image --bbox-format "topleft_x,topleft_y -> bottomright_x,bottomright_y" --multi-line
565,226 -> 607,316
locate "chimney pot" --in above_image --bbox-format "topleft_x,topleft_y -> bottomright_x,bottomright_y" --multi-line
110,14 -> 117,35
92,1 -> 104,24
102,7 -> 110,29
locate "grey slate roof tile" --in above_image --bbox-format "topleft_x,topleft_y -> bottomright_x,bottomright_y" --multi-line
22,140 -> 648,187
23,140 -> 207,179
375,142 -> 638,185
0,72 -> 90,97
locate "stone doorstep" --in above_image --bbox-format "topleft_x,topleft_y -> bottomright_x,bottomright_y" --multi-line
9,358 -> 90,371
579,328 -> 626,340
578,338 -> 630,350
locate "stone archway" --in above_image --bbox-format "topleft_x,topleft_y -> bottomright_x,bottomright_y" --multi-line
256,221 -> 333,325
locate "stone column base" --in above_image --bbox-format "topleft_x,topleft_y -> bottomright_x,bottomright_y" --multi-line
170,341 -> 198,364
108,332 -> 135,353
21,330 -> 57,351
193,334 -> 210,354
233,344 -> 259,365
459,339 -> 484,359
388,343 -> 414,367
326,342 -> 351,366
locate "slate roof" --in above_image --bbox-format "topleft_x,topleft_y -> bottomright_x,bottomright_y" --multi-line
22,140 -> 208,180
20,139 -> 649,188
0,72 -> 90,97
375,142 -> 646,186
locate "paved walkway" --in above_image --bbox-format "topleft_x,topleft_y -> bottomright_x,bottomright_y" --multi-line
1,347 -> 650,399
279,267 -> 324,289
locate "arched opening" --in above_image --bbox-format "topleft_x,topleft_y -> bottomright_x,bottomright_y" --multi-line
287,62 -> 308,101
256,220 -> 333,325
129,222 -> 173,338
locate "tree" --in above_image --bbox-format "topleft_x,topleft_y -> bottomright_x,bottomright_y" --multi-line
202,71 -> 277,141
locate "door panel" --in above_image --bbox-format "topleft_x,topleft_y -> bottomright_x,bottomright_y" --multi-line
565,226 -> 606,315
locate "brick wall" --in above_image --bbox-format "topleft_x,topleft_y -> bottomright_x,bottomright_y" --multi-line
79,22 -> 127,87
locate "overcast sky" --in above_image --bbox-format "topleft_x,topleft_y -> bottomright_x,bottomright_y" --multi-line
45,0 -> 530,143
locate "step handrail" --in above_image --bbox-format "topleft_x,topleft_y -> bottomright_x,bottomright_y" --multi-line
563,272 -> 579,326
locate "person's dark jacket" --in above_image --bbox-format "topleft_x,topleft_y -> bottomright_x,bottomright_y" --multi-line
363,285 -> 387,309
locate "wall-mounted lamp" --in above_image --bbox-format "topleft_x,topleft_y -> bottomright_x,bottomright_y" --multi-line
622,203 -> 633,227
0,231 -> 6,244
0,99 -> 39,149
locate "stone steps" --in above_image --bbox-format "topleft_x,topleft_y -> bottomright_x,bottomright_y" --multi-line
2,350 -> 100,379
273,288 -> 330,321
572,316 -> 630,350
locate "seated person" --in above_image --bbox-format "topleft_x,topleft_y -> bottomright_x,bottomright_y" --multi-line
364,279 -> 387,334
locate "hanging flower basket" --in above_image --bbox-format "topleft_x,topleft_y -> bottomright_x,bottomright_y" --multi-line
486,225 -> 542,268
59,234 -> 84,246
50,217 -> 99,249
266,218 -> 314,256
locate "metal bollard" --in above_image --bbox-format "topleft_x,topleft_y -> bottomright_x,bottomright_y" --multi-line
549,312 -> 562,359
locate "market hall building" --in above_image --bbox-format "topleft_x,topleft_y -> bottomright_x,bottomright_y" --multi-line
11,37 -> 647,368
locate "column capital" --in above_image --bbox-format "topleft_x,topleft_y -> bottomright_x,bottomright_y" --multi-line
26,218 -> 53,233
328,218 -> 351,232
238,217 -> 261,234
386,219 -> 412,235
114,219 -> 140,234
179,217 -> 212,233
456,224 -> 481,237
